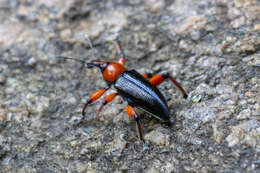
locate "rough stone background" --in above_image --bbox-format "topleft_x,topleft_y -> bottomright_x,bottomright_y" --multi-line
0,0 -> 260,172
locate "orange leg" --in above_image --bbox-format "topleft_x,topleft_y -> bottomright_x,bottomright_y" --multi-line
142,73 -> 152,79
126,105 -> 143,141
115,38 -> 126,66
95,93 -> 118,119
150,72 -> 188,98
82,87 -> 109,118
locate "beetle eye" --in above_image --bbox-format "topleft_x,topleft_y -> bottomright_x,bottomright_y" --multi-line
100,63 -> 107,68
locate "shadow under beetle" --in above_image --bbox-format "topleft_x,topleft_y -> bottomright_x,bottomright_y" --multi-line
64,35 -> 188,141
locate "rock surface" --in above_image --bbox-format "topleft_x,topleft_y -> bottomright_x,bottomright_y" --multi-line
0,0 -> 259,172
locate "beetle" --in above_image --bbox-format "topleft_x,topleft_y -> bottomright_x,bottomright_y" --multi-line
63,35 -> 187,141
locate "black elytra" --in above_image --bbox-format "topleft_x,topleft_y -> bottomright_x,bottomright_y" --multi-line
114,70 -> 170,122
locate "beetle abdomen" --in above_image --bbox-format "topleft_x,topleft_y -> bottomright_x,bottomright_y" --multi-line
115,70 -> 170,121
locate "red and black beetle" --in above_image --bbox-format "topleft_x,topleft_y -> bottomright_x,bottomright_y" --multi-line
64,35 -> 187,141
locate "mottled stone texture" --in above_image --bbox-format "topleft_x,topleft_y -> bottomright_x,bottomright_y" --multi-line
0,0 -> 259,172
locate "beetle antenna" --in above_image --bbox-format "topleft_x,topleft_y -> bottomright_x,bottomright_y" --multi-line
59,56 -> 87,64
85,34 -> 95,59
59,56 -> 105,69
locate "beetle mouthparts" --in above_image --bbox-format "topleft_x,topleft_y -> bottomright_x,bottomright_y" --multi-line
87,63 -> 95,68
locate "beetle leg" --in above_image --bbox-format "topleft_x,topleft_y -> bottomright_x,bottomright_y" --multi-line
115,38 -> 126,66
82,86 -> 110,119
149,72 -> 188,98
126,105 -> 144,141
142,73 -> 153,79
95,93 -> 118,119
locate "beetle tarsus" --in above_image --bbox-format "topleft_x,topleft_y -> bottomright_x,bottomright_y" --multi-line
82,98 -> 91,117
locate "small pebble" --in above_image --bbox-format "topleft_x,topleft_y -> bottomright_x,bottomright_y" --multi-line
144,127 -> 170,146
192,94 -> 202,103
27,57 -> 37,66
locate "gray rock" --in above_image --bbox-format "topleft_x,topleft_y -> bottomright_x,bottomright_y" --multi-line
0,0 -> 259,172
